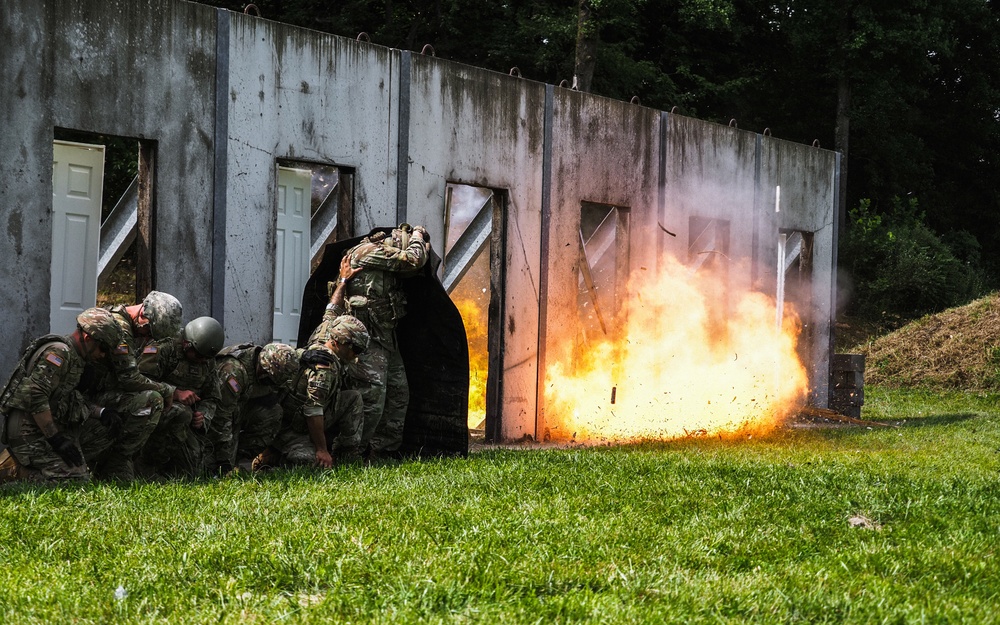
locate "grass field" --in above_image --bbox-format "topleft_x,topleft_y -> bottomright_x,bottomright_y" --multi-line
2,386 -> 998,624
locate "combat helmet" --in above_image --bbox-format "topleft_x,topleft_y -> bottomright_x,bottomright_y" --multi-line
142,291 -> 182,340
77,307 -> 122,352
258,343 -> 298,381
328,315 -> 369,355
182,316 -> 225,358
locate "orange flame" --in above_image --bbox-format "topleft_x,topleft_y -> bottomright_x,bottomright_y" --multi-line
454,296 -> 489,430
545,255 -> 808,442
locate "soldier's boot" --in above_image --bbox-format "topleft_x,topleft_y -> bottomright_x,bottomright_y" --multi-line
97,455 -> 136,482
251,446 -> 281,472
0,448 -> 23,483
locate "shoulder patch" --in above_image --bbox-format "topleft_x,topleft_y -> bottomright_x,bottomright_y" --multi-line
45,353 -> 64,367
226,376 -> 241,394
142,345 -> 158,354
115,343 -> 129,355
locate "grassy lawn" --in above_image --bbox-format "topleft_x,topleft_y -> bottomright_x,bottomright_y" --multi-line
2,386 -> 999,624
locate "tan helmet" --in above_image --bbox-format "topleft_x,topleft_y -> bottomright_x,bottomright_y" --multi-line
182,316 -> 225,358
142,291 -> 182,340
258,343 -> 298,380
77,307 -> 122,352
329,315 -> 369,355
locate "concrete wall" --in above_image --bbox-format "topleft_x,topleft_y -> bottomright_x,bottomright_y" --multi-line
404,55 -> 547,441
0,0 -> 840,440
0,0 -> 216,361
222,13 -> 399,343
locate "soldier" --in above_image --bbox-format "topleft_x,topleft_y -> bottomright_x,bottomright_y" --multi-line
78,290 -> 186,480
262,317 -> 369,469
314,224 -> 429,459
0,308 -> 123,483
208,342 -> 291,475
138,316 -> 225,478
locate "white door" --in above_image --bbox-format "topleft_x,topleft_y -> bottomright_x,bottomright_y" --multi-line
273,166 -> 312,346
50,140 -> 104,334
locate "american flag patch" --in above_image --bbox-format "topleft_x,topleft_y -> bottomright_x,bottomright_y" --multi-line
143,345 -> 158,354
115,343 -> 129,355
45,353 -> 63,367
227,377 -> 241,394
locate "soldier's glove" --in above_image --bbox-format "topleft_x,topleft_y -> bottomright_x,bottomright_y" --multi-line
45,432 -> 85,468
413,226 -> 429,242
300,349 -> 335,368
99,408 -> 123,440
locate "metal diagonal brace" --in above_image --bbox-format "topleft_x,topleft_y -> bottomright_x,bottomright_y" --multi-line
579,230 -> 608,335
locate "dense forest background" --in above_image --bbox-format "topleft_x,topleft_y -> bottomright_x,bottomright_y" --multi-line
191,0 -> 1000,329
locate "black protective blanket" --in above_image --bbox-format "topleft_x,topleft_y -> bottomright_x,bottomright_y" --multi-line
299,230 -> 470,457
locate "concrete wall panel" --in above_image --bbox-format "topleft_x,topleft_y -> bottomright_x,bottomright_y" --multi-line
224,14 -> 398,343
406,56 -> 546,440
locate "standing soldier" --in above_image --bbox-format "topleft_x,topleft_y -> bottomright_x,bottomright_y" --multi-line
317,224 -> 429,459
0,308 -> 122,483
138,316 -> 225,478
78,290 -> 185,480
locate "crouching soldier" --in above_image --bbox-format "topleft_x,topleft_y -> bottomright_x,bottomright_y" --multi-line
78,290 -> 183,480
138,316 -> 224,478
207,342 -> 290,475
258,317 -> 369,469
0,308 -> 122,483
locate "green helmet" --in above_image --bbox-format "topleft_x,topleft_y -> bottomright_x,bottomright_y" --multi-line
77,307 -> 122,352
142,291 -> 182,340
183,316 -> 225,358
329,315 -> 369,355
258,343 -> 298,380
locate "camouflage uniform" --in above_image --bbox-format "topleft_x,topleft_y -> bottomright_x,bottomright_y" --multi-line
137,337 -> 221,478
315,227 -> 427,454
269,343 -> 363,466
0,309 -> 121,482
78,292 -> 181,478
210,343 -> 285,469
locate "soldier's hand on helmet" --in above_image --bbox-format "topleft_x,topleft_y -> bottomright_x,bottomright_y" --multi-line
301,348 -> 335,368
99,407 -> 123,439
46,432 -> 85,468
191,411 -> 205,430
339,254 -> 362,281
175,389 -> 200,406
315,449 -> 333,468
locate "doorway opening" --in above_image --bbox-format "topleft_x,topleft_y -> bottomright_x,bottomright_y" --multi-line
442,183 -> 507,443
777,229 -> 814,371
50,129 -> 154,332
577,202 -> 630,357
273,160 -> 354,345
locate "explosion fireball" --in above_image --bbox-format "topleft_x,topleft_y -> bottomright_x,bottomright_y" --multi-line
544,255 -> 808,442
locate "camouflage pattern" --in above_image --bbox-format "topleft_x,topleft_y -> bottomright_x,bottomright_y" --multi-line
76,307 -> 123,352
258,343 -> 299,381
271,388 -> 363,464
362,340 -> 409,453
210,344 -> 285,466
142,291 -> 183,340
76,306 -> 172,478
270,343 -> 365,465
1,336 -> 92,481
137,336 -> 221,478
343,227 -> 428,347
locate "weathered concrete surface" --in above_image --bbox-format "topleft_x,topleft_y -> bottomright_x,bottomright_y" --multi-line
0,0 -> 216,368
223,13 -> 398,343
405,55 -> 546,441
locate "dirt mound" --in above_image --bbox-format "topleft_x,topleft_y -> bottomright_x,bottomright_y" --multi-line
851,292 -> 1000,391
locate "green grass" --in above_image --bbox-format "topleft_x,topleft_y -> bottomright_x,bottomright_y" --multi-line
3,387 -> 1000,623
